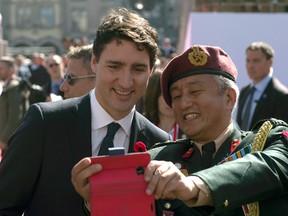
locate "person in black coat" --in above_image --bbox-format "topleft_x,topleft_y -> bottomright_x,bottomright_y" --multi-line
236,41 -> 288,130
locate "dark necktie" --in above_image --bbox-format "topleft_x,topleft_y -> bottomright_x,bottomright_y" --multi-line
202,141 -> 216,169
98,122 -> 121,156
241,86 -> 256,130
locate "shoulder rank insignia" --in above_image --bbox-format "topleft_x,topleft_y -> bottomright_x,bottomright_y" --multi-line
188,46 -> 208,66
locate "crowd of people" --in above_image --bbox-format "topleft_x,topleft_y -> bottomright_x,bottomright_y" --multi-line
0,6 -> 288,216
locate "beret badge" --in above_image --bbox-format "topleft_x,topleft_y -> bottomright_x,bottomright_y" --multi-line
188,46 -> 208,66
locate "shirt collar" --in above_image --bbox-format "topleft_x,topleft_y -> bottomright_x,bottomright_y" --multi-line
193,122 -> 234,154
90,89 -> 134,137
214,121 -> 234,151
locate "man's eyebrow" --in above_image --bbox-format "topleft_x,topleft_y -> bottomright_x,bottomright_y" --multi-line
170,80 -> 202,91
133,63 -> 148,68
105,60 -> 148,68
105,60 -> 123,65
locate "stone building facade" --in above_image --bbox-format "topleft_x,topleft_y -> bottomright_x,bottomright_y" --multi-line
0,0 -> 287,56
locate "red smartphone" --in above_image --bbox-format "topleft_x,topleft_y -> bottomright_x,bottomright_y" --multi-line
89,152 -> 155,216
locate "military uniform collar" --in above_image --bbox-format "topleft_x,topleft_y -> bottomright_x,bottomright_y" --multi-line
193,122 -> 234,155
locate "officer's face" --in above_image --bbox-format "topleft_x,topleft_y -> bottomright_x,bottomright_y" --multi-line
170,74 -> 234,143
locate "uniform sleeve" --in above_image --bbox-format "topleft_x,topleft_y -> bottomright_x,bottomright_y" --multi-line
193,125 -> 288,214
184,176 -> 214,207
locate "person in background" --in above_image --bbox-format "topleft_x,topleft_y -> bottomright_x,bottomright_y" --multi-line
60,44 -> 96,99
144,69 -> 185,140
0,8 -> 170,215
143,45 -> 288,215
0,56 -> 46,154
28,52 -> 51,95
0,56 -> 22,153
14,54 -> 31,79
45,54 -> 64,100
159,37 -> 177,58
236,41 -> 288,130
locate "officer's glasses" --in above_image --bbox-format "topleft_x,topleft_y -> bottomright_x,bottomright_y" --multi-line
64,73 -> 96,85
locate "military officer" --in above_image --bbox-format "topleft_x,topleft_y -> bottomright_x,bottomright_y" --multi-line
144,45 -> 288,216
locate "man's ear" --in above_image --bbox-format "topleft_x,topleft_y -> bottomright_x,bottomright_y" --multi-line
226,88 -> 237,108
91,54 -> 97,72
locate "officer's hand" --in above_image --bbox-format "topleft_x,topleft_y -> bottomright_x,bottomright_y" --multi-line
144,160 -> 198,201
71,157 -> 102,201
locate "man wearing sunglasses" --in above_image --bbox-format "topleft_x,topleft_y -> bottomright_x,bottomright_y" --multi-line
60,44 -> 96,99
0,8 -> 171,215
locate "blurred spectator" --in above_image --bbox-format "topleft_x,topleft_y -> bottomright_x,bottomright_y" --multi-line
159,37 -> 177,58
144,69 -> 185,140
61,53 -> 69,69
60,44 -> 96,99
14,54 -> 31,79
236,41 -> 288,130
0,56 -> 21,153
45,54 -> 64,100
28,52 -> 51,95
62,36 -> 74,52
0,56 -> 46,153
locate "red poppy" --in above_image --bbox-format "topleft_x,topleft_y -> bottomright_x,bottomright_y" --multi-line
134,142 -> 147,152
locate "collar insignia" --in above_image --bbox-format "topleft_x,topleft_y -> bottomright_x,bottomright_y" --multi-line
230,139 -> 240,153
282,130 -> 288,143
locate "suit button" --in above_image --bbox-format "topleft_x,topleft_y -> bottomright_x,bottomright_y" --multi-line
164,202 -> 171,209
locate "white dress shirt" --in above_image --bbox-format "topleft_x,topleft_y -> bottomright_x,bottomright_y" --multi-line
90,89 -> 135,156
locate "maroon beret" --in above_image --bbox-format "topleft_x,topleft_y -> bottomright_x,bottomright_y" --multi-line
161,45 -> 238,107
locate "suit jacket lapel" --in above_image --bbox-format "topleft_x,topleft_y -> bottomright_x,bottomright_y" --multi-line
251,79 -> 272,126
128,112 -> 151,153
237,85 -> 250,125
69,94 -> 92,165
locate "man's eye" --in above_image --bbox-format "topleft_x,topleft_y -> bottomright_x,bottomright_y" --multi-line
190,90 -> 202,95
108,65 -> 118,69
134,66 -> 146,73
172,95 -> 181,100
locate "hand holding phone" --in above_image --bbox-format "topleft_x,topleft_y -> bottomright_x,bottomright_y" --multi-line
89,152 -> 155,216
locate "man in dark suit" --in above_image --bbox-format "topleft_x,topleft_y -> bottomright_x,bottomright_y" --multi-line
236,41 -> 288,130
0,8 -> 170,215
143,45 -> 288,216
28,52 -> 51,96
